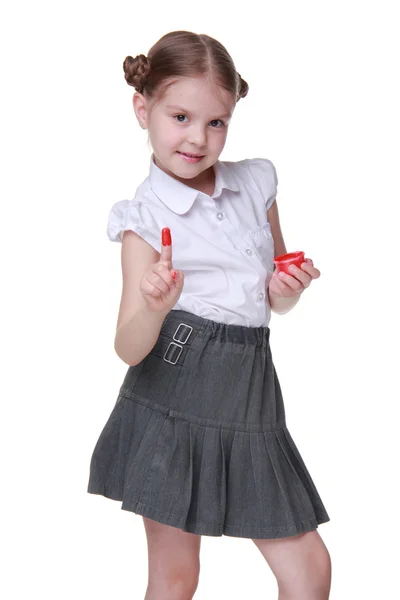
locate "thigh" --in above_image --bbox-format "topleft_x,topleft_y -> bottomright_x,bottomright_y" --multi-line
252,530 -> 331,590
143,517 -> 202,576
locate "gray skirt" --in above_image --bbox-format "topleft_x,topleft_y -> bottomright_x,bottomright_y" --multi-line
87,309 -> 330,538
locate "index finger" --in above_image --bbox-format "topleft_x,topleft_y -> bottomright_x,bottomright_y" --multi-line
160,227 -> 173,266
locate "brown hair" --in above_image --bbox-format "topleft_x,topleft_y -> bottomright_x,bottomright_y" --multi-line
122,30 -> 248,103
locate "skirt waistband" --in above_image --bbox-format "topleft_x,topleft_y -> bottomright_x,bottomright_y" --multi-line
162,309 -> 270,347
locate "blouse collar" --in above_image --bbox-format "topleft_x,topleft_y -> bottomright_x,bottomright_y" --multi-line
148,154 -> 239,214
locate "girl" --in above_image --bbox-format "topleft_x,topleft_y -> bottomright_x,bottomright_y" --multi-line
88,30 -> 331,600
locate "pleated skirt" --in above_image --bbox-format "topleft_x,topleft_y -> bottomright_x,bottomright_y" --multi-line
87,309 -> 330,538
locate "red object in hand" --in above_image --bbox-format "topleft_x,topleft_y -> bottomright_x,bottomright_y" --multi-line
273,251 -> 305,274
162,227 -> 172,246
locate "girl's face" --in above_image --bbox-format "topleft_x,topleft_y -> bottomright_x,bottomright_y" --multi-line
133,76 -> 236,187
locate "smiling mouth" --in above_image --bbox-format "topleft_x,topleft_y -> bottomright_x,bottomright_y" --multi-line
178,151 -> 205,158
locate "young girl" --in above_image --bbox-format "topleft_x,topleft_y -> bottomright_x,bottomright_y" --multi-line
88,30 -> 331,600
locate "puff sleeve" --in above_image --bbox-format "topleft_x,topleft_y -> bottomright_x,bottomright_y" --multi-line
107,199 -> 161,252
247,158 -> 278,211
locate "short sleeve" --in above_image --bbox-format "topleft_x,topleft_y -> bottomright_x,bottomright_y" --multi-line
106,199 -> 161,251
247,158 -> 278,211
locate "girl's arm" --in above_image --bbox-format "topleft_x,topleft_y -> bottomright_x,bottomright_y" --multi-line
266,201 -> 320,314
114,230 -> 183,366
267,199 -> 287,258
267,201 -> 299,314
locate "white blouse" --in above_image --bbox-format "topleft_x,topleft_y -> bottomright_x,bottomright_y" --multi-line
108,154 -> 278,327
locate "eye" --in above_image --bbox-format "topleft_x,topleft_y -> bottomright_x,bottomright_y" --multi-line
174,115 -> 189,123
210,119 -> 225,128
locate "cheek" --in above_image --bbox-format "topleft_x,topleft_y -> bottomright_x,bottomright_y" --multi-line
212,130 -> 228,149
160,122 -> 183,147
149,117 -> 175,144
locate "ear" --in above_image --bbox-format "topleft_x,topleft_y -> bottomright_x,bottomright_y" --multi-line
133,92 -> 149,129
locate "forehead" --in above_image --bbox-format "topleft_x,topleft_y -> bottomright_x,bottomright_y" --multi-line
158,76 -> 236,116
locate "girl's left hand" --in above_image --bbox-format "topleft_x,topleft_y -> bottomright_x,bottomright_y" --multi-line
268,258 -> 321,299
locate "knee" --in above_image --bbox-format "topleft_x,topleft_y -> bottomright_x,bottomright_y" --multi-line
173,567 -> 200,600
306,546 -> 332,599
279,545 -> 332,599
165,574 -> 199,600
315,545 -> 332,589
147,564 -> 200,600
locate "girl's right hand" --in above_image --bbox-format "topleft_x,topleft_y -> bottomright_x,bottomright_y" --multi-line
140,228 -> 184,313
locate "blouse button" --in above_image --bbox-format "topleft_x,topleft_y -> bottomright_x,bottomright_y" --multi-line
245,248 -> 253,256
258,293 -> 264,300
217,212 -> 224,220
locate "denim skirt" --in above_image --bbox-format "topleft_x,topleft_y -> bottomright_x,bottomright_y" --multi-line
87,309 -> 330,538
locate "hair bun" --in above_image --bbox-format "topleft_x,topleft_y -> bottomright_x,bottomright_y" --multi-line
123,54 -> 151,93
237,73 -> 249,100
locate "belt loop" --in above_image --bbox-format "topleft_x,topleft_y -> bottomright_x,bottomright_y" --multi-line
163,342 -> 183,365
163,320 -> 194,365
173,323 -> 193,345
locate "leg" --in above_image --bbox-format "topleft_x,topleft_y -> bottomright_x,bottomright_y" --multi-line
143,517 -> 202,600
252,530 -> 331,600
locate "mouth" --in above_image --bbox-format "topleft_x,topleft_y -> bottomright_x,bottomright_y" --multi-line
177,151 -> 205,159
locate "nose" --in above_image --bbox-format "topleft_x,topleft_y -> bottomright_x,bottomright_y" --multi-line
188,124 -> 207,148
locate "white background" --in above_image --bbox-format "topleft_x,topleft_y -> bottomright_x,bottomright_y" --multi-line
2,0 -> 399,598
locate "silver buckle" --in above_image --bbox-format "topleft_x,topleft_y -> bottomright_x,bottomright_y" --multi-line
163,342 -> 183,365
173,323 -> 193,344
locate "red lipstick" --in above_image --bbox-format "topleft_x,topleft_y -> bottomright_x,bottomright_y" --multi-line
162,227 -> 171,246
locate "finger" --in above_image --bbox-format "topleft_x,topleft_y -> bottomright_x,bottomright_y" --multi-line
145,273 -> 171,296
141,277 -> 165,298
300,262 -> 321,279
305,258 -> 314,266
160,227 -> 173,267
278,271 -> 304,293
272,271 -> 294,295
287,265 -> 312,287
173,269 -> 185,291
274,278 -> 290,295
153,263 -> 175,287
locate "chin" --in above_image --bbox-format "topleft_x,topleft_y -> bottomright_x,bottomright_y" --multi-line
174,158 -> 209,172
